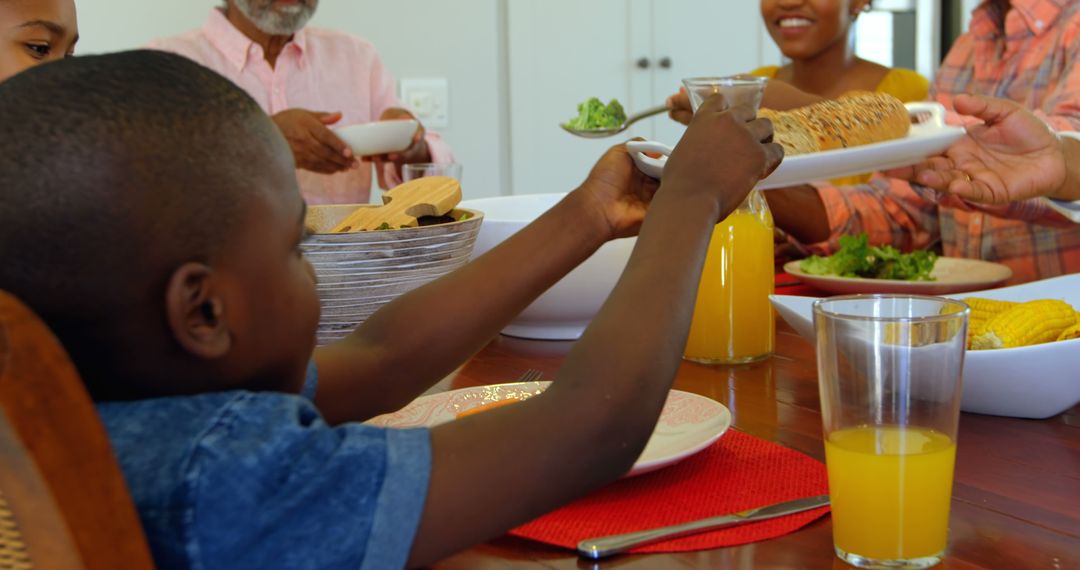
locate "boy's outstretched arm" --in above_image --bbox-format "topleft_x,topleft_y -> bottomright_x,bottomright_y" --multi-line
406,98 -> 782,567
313,148 -> 663,423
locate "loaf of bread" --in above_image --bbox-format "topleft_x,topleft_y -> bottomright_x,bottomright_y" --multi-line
759,91 -> 910,155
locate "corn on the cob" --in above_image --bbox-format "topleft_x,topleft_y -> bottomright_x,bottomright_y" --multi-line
960,298 -> 1017,347
971,299 -> 1077,350
962,297 -> 1017,322
932,301 -> 969,345
1057,322 -> 1080,342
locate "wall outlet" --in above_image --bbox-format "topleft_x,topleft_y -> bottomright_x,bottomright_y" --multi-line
400,78 -> 449,129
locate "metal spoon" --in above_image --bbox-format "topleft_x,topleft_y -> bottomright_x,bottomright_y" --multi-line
561,104 -> 670,138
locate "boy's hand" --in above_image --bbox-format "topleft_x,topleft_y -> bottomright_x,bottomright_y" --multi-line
663,94 -> 784,219
571,145 -> 662,241
271,109 -> 359,174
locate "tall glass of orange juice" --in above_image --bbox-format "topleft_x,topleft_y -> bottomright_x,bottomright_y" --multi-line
814,295 -> 969,569
681,74 -> 774,365
683,190 -> 774,364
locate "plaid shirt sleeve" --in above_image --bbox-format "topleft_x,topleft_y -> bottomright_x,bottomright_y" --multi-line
794,175 -> 942,255
796,173 -> 1075,256
973,198 -> 1079,226
1032,20 -> 1080,131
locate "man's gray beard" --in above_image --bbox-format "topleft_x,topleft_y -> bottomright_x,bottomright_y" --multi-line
231,0 -> 318,36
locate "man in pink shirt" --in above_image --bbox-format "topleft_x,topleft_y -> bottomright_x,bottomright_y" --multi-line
150,0 -> 453,205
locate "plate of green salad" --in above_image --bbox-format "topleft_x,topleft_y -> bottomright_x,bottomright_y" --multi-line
784,234 -> 1013,295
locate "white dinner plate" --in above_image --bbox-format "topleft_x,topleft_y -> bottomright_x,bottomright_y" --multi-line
628,102 -> 966,189
366,381 -> 732,477
769,272 -> 1080,419
783,257 -> 1013,296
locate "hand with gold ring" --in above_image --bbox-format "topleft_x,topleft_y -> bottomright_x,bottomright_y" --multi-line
886,94 -> 1080,203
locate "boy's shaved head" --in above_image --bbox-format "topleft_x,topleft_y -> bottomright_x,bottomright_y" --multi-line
0,50 -> 307,398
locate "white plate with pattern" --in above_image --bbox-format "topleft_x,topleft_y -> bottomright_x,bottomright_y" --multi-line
628,102 -> 966,189
367,381 -> 732,477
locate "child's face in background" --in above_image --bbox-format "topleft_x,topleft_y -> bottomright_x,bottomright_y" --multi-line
0,0 -> 78,83
761,0 -> 866,61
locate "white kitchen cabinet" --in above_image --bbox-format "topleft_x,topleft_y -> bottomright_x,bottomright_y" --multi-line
507,0 -> 779,196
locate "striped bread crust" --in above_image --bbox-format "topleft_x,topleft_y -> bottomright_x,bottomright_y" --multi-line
761,91 -> 910,156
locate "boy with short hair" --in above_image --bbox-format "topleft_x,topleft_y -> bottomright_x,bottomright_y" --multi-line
0,50 -> 781,569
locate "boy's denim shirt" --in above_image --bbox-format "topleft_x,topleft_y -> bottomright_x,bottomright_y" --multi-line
96,361 -> 432,570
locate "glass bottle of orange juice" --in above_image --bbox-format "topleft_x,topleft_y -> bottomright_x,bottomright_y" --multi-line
684,189 -> 774,364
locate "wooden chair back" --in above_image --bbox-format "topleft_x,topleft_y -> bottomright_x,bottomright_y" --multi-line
0,291 -> 154,569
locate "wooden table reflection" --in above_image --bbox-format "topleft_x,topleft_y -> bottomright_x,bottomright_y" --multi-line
432,322 -> 1080,569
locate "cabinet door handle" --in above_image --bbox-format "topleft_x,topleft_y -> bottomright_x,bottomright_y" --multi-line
636,57 -> 651,70
659,57 -> 672,69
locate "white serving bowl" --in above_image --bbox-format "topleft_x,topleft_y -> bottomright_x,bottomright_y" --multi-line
770,273 -> 1080,419
334,119 -> 419,157
459,193 -> 634,340
303,204 -> 481,345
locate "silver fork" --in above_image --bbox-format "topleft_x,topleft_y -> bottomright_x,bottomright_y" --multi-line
516,368 -> 544,383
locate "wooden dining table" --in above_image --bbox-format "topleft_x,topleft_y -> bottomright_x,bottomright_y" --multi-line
431,319 -> 1080,569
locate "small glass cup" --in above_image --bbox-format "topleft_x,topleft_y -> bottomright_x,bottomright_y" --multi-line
402,162 -> 463,183
814,295 -> 969,569
682,75 -> 768,113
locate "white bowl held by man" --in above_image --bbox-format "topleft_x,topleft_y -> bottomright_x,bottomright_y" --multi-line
459,193 -> 634,340
334,119 -> 419,157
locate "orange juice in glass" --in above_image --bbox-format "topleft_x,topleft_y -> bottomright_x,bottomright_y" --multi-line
684,190 -> 774,364
814,296 -> 968,569
826,426 -> 957,561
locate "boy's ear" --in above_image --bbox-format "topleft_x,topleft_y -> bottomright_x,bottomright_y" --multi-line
165,262 -> 231,359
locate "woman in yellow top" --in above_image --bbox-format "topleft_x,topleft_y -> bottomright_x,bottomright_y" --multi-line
668,0 -> 927,118
755,0 -> 927,102
753,0 -> 928,184
666,0 -> 929,261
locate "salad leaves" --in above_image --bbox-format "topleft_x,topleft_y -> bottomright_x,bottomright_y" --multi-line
799,234 -> 938,281
564,97 -> 627,130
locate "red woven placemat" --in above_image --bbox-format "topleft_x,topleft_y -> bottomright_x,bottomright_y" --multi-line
511,429 -> 830,553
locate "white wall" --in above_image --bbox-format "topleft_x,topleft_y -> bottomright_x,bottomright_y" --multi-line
75,0 -> 214,53
311,1 -> 508,199
74,0 -> 510,199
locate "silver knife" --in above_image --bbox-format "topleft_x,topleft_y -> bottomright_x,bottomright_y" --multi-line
576,494 -> 830,559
